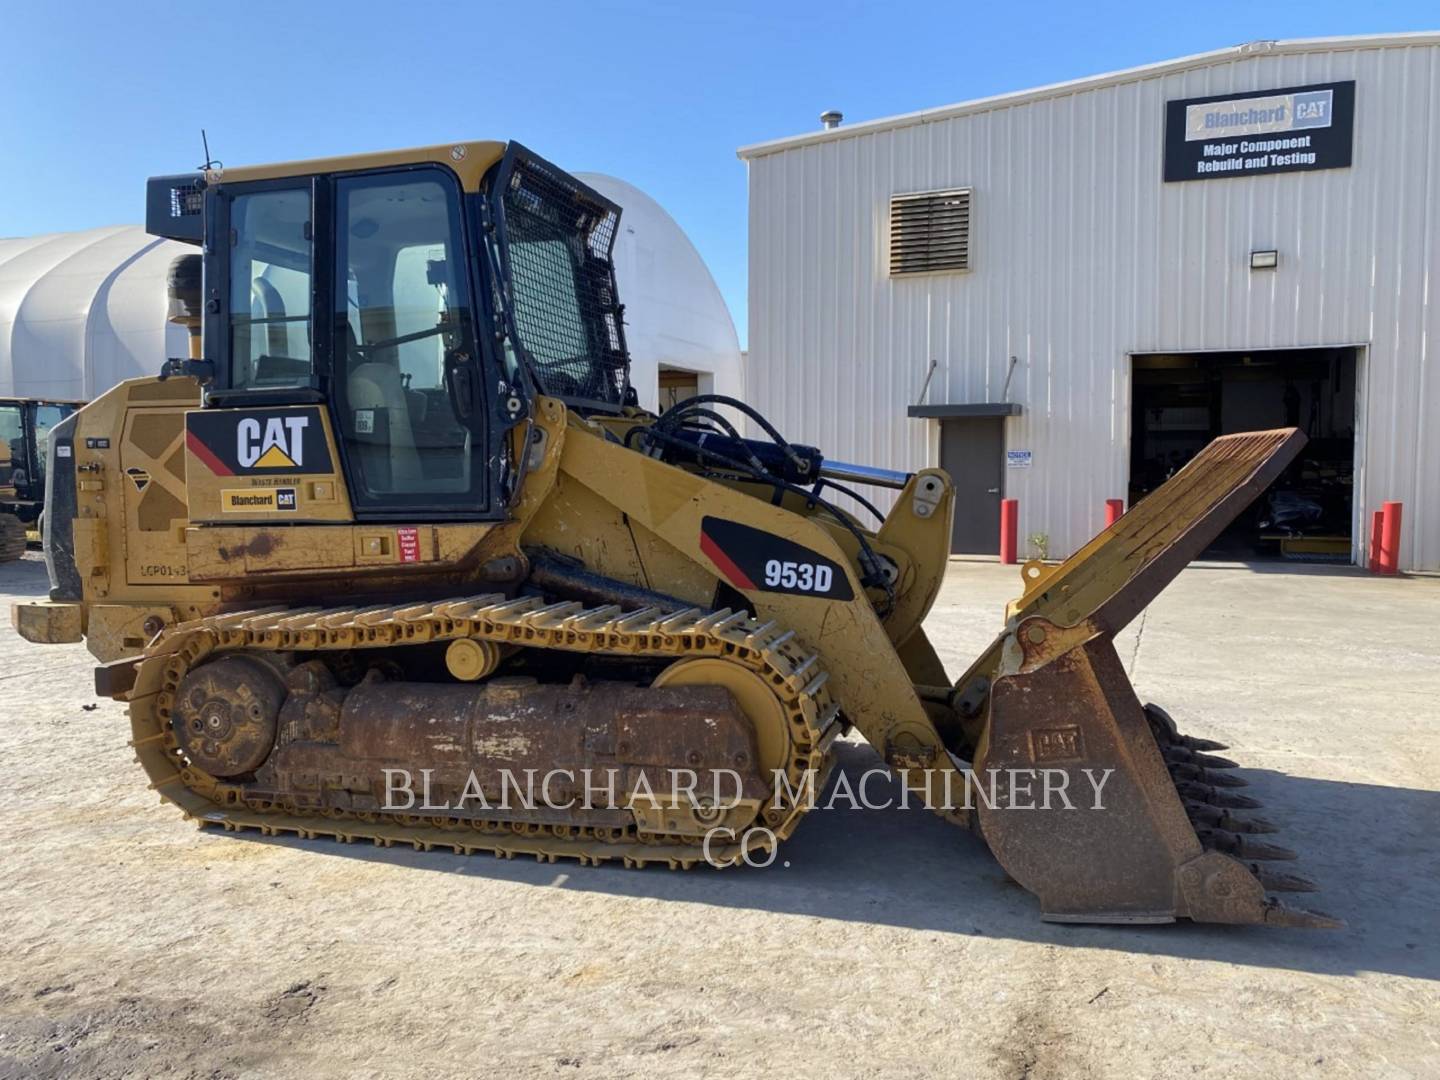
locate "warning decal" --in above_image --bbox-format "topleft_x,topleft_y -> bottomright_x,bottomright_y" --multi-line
397,527 -> 422,563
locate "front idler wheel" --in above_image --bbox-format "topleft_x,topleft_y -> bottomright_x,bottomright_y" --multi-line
172,654 -> 285,777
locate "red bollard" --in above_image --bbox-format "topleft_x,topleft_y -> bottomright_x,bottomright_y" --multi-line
1105,499 -> 1125,527
1378,501 -> 1403,575
1368,510 -> 1384,573
1000,498 -> 1018,565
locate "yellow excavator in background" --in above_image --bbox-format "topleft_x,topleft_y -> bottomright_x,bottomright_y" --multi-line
11,141 -> 1336,928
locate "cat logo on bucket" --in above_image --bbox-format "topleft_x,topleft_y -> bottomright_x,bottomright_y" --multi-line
237,416 -> 308,469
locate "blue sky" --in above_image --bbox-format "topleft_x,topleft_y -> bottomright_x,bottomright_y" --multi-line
1,1 -> 1431,345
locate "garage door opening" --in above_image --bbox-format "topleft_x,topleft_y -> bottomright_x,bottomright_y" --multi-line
1130,347 -> 1357,561
658,366 -> 702,411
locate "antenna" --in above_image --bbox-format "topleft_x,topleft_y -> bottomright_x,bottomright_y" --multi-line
198,129 -> 222,173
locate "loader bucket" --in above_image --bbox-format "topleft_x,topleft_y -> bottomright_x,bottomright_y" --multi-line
969,429 -> 1341,928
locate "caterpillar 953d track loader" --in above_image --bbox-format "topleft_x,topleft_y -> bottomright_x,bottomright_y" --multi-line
12,141 -> 1336,928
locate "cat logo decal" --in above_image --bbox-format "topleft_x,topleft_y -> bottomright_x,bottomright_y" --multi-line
185,407 -> 333,477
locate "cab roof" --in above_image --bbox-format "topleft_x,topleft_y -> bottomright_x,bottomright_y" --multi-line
208,140 -> 508,192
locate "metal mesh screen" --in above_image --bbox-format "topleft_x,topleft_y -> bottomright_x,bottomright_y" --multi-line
169,181 -> 204,219
501,154 -> 628,406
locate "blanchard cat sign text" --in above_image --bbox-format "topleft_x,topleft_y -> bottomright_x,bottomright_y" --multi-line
1163,80 -> 1355,182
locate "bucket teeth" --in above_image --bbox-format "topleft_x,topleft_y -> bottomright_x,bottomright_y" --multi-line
1203,770 -> 1247,788
1198,828 -> 1298,861
1177,734 -> 1230,752
1250,866 -> 1320,893
1143,705 -> 1230,752
1197,752 -> 1240,770
1150,707 -> 1328,914
1243,839 -> 1299,862
1227,815 -> 1277,834
1162,746 -> 1240,770
1168,762 -> 1248,787
1144,704 -> 1181,742
1184,802 -> 1279,833
1175,781 -> 1263,809
1260,900 -> 1345,930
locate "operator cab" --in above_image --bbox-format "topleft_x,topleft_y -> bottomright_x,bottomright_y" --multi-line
0,399 -> 80,512
145,142 -> 631,522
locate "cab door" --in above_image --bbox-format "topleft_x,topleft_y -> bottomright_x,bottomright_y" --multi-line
26,402 -> 77,504
329,167 -> 492,520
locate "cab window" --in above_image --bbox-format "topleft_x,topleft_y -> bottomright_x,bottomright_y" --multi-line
228,188 -> 313,389
334,170 -> 482,507
0,405 -> 22,491
30,404 -> 72,490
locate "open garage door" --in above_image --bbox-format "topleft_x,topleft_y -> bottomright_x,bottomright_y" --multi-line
658,366 -> 701,411
1130,348 -> 1357,561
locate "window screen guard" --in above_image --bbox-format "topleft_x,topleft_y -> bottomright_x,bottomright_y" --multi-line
493,145 -> 630,410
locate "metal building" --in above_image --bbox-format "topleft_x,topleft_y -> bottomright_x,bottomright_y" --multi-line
739,32 -> 1440,572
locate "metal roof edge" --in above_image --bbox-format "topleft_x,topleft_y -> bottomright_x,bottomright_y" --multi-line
736,32 -> 1440,160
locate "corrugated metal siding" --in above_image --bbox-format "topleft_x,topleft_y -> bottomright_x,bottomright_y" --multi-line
744,42 -> 1440,571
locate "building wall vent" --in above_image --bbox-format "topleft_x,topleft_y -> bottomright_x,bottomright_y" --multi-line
888,188 -> 971,275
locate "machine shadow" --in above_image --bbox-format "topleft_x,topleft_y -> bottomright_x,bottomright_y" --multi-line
0,554 -> 52,598
232,739 -> 1440,981
1185,559 -> 1373,578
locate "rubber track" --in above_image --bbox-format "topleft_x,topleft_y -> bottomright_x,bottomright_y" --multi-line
126,595 -> 843,869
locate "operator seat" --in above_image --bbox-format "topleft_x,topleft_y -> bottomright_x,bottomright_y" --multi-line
345,329 -> 424,492
248,278 -> 312,385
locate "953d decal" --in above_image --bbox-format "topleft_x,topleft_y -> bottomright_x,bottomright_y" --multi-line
699,516 -> 854,601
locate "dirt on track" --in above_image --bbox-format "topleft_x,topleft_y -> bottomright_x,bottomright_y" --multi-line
1,553 -> 1437,1079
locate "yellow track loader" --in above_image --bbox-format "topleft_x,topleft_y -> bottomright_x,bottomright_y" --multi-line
0,397 -> 81,559
12,141 -> 1336,928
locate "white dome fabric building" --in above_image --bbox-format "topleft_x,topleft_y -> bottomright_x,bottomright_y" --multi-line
0,175 -> 741,409
576,174 -> 743,411
0,226 -> 189,399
